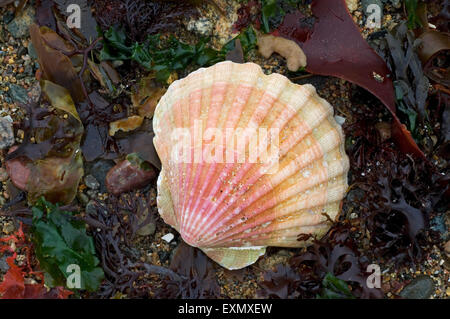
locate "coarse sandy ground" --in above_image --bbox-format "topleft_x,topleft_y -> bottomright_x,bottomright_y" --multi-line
0,0 -> 448,299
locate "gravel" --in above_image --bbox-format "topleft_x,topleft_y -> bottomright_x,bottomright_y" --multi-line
0,116 -> 14,149
0,1 -> 448,300
84,175 -> 100,190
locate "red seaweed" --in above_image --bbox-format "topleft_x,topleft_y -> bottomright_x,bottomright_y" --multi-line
274,0 -> 425,159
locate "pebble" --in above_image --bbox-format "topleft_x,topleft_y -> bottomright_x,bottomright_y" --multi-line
0,167 -> 8,182
85,159 -> 115,193
187,17 -> 214,36
77,192 -> 89,205
8,83 -> 29,104
105,159 -> 156,196
388,0 -> 402,9
0,255 -> 9,272
27,42 -> 37,60
6,6 -> 35,39
137,220 -> 156,237
158,251 -> 170,264
346,0 -> 359,13
3,10 -> 14,25
399,275 -> 435,299
375,122 -> 391,142
161,233 -> 175,243
430,214 -> 448,240
334,115 -> 346,125
26,81 -> 41,102
0,116 -> 14,150
136,207 -> 156,237
86,189 -> 98,199
85,200 -> 98,216
2,222 -> 15,234
85,174 -> 100,190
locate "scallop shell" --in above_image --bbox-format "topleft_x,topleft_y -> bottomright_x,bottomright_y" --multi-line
153,61 -> 349,270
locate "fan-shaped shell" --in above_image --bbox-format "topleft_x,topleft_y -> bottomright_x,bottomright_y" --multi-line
153,61 -> 349,270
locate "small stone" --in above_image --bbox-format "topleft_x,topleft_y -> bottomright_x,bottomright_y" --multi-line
6,6 -> 35,39
17,45 -> 27,58
86,160 -> 115,193
16,129 -> 24,140
0,116 -> 14,150
430,214 -> 448,240
105,159 -> 156,196
0,167 -> 8,182
345,0 -> 359,12
8,84 -> 29,104
77,192 -> 89,205
389,0 -> 402,9
86,189 -> 98,199
5,147 -> 29,190
0,256 -> 9,272
3,9 -> 14,24
158,251 -> 170,264
162,233 -> 175,243
375,122 -> 391,142
334,115 -> 346,125
85,200 -> 98,215
85,174 -> 100,190
137,220 -> 156,237
187,17 -> 214,36
26,81 -> 41,103
27,42 -> 38,60
136,207 -> 156,237
2,222 -> 15,234
399,276 -> 435,299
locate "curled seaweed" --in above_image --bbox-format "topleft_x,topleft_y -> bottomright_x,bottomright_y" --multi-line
85,192 -> 155,297
153,242 -> 220,299
85,191 -> 220,299
345,90 -> 448,266
258,264 -> 305,299
259,224 -> 383,299
357,149 -> 448,265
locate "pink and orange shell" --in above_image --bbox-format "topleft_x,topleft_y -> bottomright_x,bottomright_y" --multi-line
153,61 -> 349,270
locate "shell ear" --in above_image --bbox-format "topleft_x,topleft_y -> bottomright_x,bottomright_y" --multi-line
201,246 -> 266,270
156,170 -> 178,230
